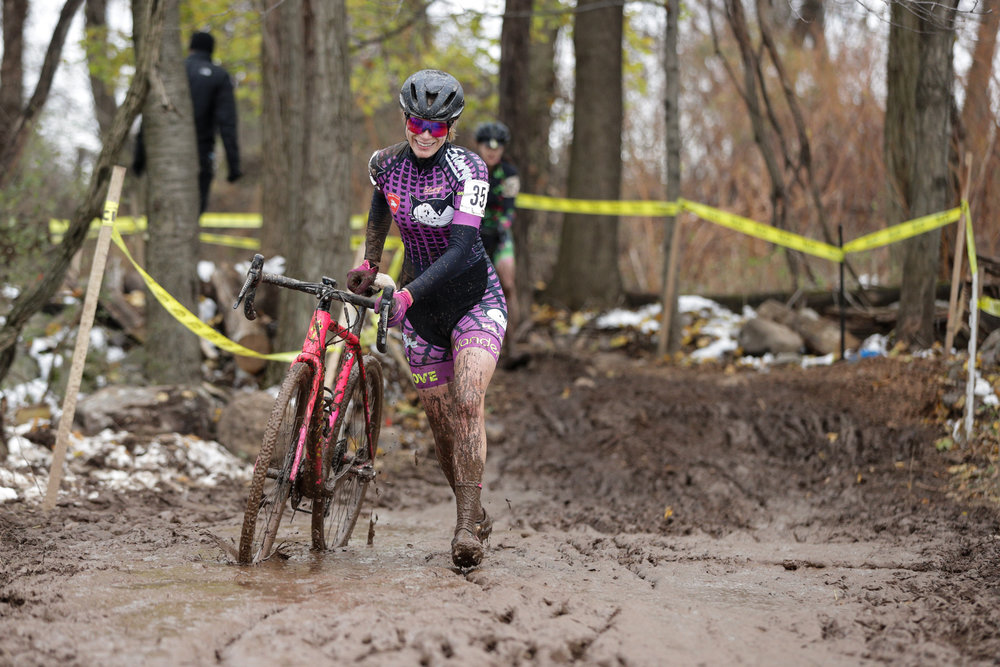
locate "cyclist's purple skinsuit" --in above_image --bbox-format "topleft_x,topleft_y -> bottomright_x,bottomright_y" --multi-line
363,141 -> 507,388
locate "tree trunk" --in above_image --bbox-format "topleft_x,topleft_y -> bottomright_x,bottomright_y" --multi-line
659,0 -> 682,353
0,0 -> 27,154
499,0 -> 531,327
84,0 -> 118,140
961,0 -> 999,242
0,0 -> 85,188
545,0 -> 624,310
0,0 -> 164,385
135,0 -> 202,383
888,0 -> 958,347
261,0 -> 353,385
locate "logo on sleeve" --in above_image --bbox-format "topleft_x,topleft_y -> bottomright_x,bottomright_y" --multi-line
386,192 -> 401,214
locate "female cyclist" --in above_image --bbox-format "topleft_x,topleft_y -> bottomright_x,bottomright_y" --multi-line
346,69 -> 506,568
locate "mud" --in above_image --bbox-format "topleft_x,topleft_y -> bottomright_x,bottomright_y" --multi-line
2,349 -> 1000,666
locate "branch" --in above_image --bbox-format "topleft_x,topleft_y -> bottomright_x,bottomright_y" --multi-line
0,0 -> 85,188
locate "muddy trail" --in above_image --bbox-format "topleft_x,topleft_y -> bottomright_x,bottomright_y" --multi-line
2,349 -> 1000,666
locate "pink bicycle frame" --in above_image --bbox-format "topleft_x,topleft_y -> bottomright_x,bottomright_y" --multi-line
287,308 -> 371,490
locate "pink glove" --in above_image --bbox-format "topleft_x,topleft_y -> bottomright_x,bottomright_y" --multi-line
346,260 -> 378,295
386,289 -> 413,328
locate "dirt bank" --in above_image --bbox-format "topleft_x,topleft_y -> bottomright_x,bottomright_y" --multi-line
2,349 -> 999,665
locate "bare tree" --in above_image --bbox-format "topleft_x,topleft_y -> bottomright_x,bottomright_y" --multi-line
498,0 -> 531,328
546,0 -> 624,310
133,0 -> 202,383
85,0 -> 119,140
0,0 -> 85,188
0,0 -> 28,152
659,0 -> 682,354
0,0 -> 165,385
886,0 -> 958,347
259,0 -> 353,384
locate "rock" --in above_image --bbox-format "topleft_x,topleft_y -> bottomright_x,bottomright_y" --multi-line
215,390 -> 273,461
980,329 -> 1000,369
738,317 -> 804,356
756,299 -> 858,355
74,385 -> 218,439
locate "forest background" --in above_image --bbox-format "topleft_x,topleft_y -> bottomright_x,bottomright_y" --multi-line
0,0 -> 996,388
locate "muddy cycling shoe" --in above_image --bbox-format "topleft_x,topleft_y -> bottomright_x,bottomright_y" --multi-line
453,481 -> 487,567
475,508 -> 493,543
451,527 -> 484,568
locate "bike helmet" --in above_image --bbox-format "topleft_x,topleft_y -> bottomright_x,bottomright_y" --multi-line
475,122 -> 510,147
399,69 -> 465,123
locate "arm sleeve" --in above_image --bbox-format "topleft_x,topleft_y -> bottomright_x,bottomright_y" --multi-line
216,73 -> 240,175
499,170 -> 519,232
402,223 -> 480,302
364,188 -> 393,265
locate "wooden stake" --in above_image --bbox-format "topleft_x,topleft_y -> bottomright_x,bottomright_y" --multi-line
657,215 -> 682,357
945,153 -> 973,353
43,166 -> 126,510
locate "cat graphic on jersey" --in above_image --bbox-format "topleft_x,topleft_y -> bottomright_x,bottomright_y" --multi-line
410,192 -> 455,228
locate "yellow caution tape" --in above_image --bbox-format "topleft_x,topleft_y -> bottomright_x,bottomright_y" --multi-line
516,193 -> 680,217
679,199 -> 845,262
841,207 -> 961,254
198,212 -> 262,228
199,233 -> 261,250
109,227 -> 298,362
51,213 -> 367,241
979,296 -> 1000,318
107,226 -> 407,364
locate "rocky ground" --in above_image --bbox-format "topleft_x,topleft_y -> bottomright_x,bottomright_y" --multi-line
2,336 -> 1000,665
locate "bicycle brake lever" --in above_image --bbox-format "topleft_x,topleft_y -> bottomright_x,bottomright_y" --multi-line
376,286 -> 394,354
234,253 -> 264,320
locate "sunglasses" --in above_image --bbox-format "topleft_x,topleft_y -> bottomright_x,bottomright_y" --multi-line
406,116 -> 450,138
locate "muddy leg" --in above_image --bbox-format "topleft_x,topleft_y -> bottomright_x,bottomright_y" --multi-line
422,391 -> 457,491
450,347 -> 496,566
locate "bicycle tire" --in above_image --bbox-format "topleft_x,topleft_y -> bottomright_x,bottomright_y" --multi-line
312,356 -> 383,549
238,362 -> 313,564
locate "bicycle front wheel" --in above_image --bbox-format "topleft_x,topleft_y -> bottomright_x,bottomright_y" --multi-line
313,356 -> 383,550
239,362 -> 313,564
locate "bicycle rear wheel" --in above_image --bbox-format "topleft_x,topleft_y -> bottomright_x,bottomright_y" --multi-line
239,362 -> 313,564
313,356 -> 383,549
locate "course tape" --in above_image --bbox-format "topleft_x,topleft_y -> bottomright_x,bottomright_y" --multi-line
107,228 -> 406,364
515,193 -> 680,217
840,207 -> 962,254
679,199 -> 844,262
110,228 -> 298,363
50,213 -> 366,240
514,193 -> 971,264
68,193 -> 987,352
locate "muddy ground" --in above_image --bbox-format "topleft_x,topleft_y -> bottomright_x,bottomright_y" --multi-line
2,344 -> 1000,666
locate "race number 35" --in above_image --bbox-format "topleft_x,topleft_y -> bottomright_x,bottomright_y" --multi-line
460,179 -> 489,217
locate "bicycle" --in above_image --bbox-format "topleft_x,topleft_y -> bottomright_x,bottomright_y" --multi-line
232,253 -> 394,564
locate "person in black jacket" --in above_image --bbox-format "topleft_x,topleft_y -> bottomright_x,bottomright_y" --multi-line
133,31 -> 242,214
186,31 -> 241,213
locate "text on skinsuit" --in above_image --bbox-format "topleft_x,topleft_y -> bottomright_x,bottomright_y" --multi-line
456,335 -> 500,355
412,370 -> 439,384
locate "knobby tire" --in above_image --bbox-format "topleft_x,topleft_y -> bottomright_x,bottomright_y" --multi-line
238,362 -> 313,564
312,356 -> 383,550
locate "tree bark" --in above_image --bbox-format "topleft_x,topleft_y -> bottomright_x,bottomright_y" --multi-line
888,0 -> 958,347
135,0 -> 202,383
499,0 -> 532,327
0,0 -> 165,385
261,0 -> 353,384
85,0 -> 119,140
0,0 -> 27,154
0,0 -> 85,188
546,0 -> 624,310
659,0 -> 682,354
